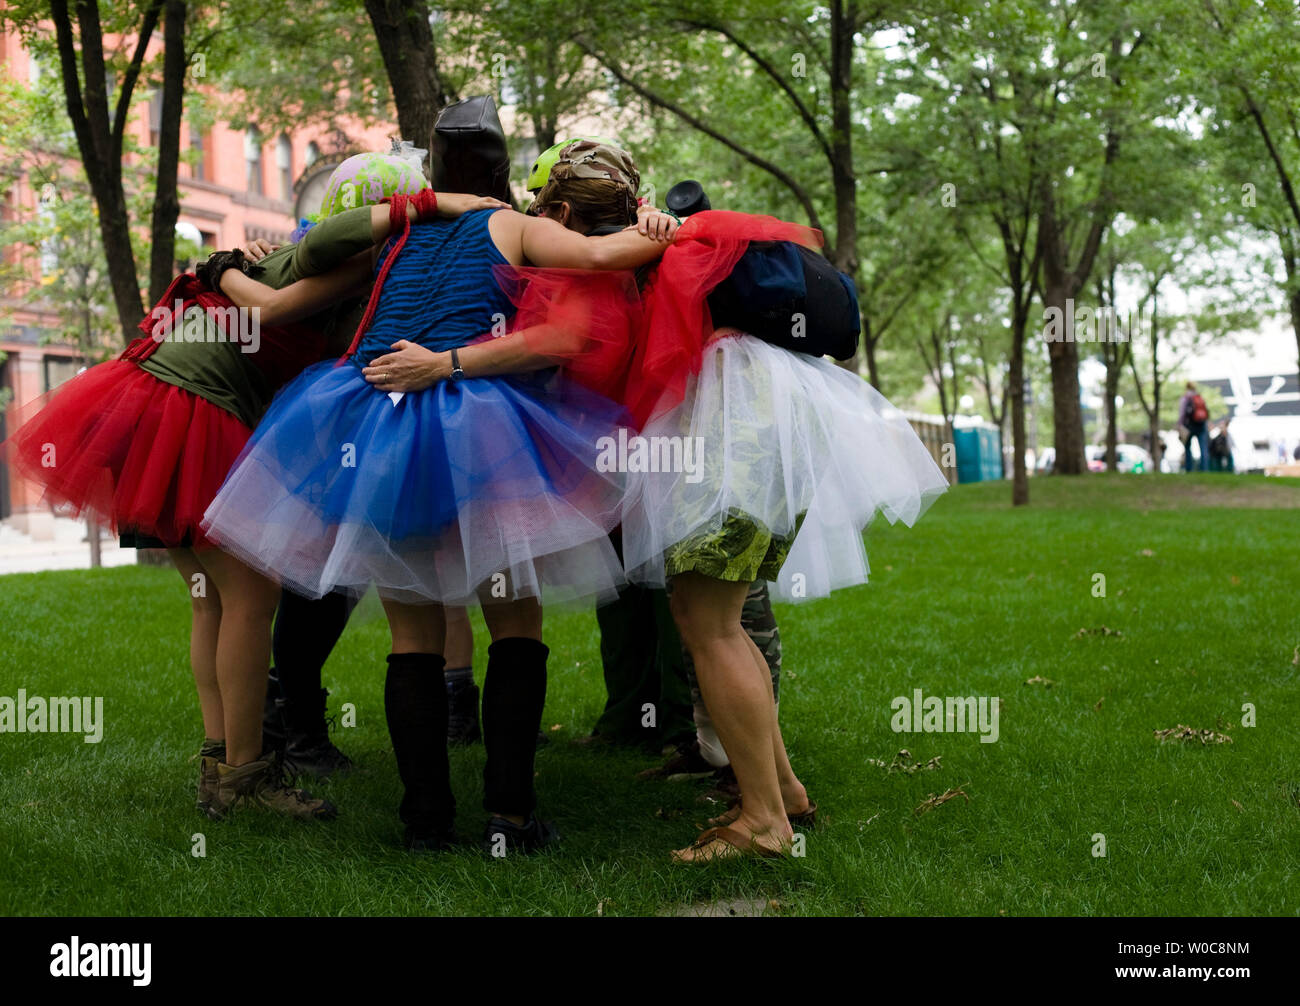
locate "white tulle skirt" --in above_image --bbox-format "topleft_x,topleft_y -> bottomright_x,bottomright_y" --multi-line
619,334 -> 949,601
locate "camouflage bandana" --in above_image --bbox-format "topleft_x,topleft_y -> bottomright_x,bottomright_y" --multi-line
548,139 -> 640,194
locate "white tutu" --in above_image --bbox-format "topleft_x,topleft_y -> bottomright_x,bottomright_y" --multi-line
619,334 -> 949,600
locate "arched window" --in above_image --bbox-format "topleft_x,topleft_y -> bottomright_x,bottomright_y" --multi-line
244,126 -> 263,196
190,122 -> 206,181
276,134 -> 293,200
305,141 -> 320,168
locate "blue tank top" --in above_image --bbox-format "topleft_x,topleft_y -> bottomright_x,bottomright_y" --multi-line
355,208 -> 515,365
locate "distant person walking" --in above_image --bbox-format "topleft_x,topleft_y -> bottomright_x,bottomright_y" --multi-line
1177,382 -> 1210,472
1209,419 -> 1234,473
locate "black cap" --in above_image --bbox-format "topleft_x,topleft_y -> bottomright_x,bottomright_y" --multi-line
666,179 -> 710,216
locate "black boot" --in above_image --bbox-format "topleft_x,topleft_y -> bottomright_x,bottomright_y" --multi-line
386,652 -> 457,850
480,637 -> 557,853
262,668 -> 289,757
445,670 -> 482,746
282,687 -> 354,780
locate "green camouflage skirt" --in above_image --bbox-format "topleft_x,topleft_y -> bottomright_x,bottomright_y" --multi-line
664,508 -> 804,583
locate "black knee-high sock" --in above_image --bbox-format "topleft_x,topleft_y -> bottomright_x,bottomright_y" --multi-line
482,637 -> 549,816
275,589 -> 358,737
384,652 -> 454,833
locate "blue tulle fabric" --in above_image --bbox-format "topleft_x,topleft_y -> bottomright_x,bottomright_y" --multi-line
202,359 -> 630,605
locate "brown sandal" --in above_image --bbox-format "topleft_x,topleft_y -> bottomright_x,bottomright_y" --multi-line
670,825 -> 790,864
706,798 -> 818,829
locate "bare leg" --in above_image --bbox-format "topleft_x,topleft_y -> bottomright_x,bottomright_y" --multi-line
743,633 -> 808,813
444,605 -> 474,667
382,597 -> 447,654
199,548 -> 281,766
169,547 -> 223,740
478,595 -> 543,642
670,572 -> 795,858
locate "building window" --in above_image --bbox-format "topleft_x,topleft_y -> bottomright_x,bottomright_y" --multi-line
305,141 -> 320,168
276,133 -> 293,201
244,126 -> 263,196
149,90 -> 163,146
37,190 -> 58,279
190,123 -> 206,181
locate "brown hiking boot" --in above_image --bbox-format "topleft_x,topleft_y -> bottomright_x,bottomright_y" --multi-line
196,754 -> 221,813
207,756 -> 337,822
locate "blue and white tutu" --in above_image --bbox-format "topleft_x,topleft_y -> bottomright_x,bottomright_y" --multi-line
619,333 -> 949,601
202,359 -> 629,605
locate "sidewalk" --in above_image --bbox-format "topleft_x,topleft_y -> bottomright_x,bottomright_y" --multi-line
0,516 -> 138,575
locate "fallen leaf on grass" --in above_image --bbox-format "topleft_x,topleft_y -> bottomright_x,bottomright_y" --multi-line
1153,724 -> 1233,745
1094,697 -> 1105,711
596,899 -> 613,916
549,723 -> 563,732
1230,575 -> 1241,586
914,786 -> 970,816
1139,548 -> 1155,557
858,812 -> 881,830
1231,799 -> 1244,813
867,749 -> 943,774
1024,675 -> 1055,687
1074,625 -> 1123,639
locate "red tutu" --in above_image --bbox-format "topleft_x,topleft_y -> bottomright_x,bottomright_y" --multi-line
2,359 -> 251,547
494,210 -> 821,428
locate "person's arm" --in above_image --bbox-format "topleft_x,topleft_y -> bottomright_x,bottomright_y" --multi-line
518,213 -> 675,270
362,328 -> 570,392
288,193 -> 512,279
218,253 -> 374,326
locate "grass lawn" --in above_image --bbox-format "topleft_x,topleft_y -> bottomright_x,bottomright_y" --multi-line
1,472 -> 1297,916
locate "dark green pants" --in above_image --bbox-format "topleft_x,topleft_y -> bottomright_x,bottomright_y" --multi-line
593,582 -> 695,747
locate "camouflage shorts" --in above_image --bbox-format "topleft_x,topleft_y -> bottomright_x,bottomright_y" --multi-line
664,510 -> 801,584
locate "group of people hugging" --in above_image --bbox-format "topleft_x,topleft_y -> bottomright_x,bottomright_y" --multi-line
6,97 -> 947,863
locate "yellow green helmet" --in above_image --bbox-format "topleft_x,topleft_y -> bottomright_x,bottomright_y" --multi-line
526,135 -> 620,192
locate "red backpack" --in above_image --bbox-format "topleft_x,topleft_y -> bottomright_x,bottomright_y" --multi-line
1191,394 -> 1208,423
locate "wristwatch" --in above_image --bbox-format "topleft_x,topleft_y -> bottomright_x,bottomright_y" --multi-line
449,347 -> 465,382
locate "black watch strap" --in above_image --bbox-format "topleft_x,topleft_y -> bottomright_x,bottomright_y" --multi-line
450,347 -> 465,381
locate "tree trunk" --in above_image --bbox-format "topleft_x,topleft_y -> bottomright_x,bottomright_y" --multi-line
825,1 -> 861,375
50,0 -> 160,341
862,317 -> 880,390
1290,280 -> 1300,380
1150,294 -> 1162,469
1009,306 -> 1029,506
1042,280 -> 1087,474
1104,356 -> 1119,472
148,0 -> 186,306
364,0 -> 452,174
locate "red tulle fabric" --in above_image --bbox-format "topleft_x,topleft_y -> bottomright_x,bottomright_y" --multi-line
490,265 -> 643,408
494,210 -> 820,428
2,360 -> 252,547
633,210 -> 820,425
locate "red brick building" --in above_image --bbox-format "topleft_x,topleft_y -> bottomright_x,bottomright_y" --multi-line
0,24 -> 396,537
